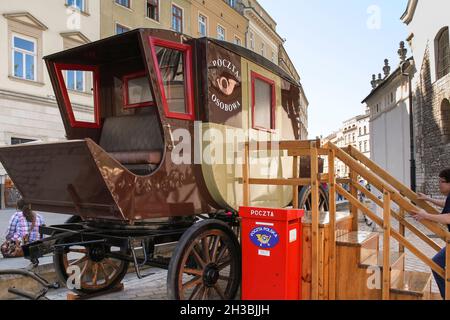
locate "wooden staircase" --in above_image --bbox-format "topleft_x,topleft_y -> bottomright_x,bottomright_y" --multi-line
242,139 -> 450,300
335,231 -> 432,300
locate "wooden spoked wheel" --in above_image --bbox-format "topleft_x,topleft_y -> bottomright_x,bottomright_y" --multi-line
53,243 -> 129,295
167,220 -> 241,300
299,185 -> 330,212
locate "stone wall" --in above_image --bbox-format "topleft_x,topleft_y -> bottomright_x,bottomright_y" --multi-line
414,45 -> 450,197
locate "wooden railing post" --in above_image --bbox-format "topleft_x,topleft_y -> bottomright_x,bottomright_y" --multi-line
243,142 -> 250,206
293,156 -> 299,209
348,147 -> 359,232
310,141 -> 320,300
399,208 -> 405,253
382,190 -> 391,300
446,239 -> 450,300
328,148 -> 337,300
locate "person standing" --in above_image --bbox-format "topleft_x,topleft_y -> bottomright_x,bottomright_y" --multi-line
410,169 -> 450,299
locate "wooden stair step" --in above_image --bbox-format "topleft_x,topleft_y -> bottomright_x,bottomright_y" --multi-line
336,231 -> 378,247
359,251 -> 404,270
390,271 -> 432,298
359,251 -> 405,285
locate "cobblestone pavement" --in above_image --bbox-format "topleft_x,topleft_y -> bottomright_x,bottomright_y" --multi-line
45,268 -> 170,300
4,206 -> 445,300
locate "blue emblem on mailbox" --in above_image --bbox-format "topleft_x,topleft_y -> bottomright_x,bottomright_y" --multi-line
250,226 -> 279,248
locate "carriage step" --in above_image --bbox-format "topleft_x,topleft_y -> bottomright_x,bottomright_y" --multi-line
129,239 -> 154,279
390,271 -> 432,300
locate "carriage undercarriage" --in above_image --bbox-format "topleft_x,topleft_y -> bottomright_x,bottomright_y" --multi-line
12,185 -> 326,301
19,212 -> 241,300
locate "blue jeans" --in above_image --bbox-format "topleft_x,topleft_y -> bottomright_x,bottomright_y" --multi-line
432,247 -> 447,299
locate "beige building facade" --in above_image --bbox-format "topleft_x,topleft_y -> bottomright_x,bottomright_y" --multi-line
100,0 -> 192,38
0,0 -> 100,208
0,0 -> 308,208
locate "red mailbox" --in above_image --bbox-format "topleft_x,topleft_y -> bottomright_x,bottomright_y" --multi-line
239,207 -> 304,300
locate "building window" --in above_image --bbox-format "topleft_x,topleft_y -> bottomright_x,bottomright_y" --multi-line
172,5 -> 183,33
251,72 -> 275,131
116,24 -> 130,34
116,0 -> 131,8
352,133 -> 355,142
217,25 -> 225,41
436,27 -> 450,80
147,0 -> 159,21
364,141 -> 368,152
234,36 -> 241,46
261,42 -> 265,56
12,35 -> 36,81
198,14 -> 207,37
359,141 -> 362,151
249,32 -> 254,50
359,128 -> 362,136
67,0 -> 85,11
271,51 -> 275,63
441,99 -> 450,143
65,70 -> 85,92
364,126 -> 367,135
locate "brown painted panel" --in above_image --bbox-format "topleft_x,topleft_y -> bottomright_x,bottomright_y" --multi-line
0,140 -> 122,220
206,41 -> 243,128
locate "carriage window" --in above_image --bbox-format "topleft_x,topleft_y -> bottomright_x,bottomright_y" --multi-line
150,37 -> 194,120
156,46 -> 186,114
123,71 -> 154,109
252,72 -> 275,131
55,63 -> 100,128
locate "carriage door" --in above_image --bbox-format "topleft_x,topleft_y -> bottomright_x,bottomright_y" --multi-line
149,37 -> 194,122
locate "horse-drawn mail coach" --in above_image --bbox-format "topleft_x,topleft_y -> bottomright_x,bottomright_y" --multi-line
0,28 -> 327,300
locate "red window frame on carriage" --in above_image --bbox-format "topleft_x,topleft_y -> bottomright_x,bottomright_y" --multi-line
54,63 -> 101,129
149,36 -> 194,121
251,71 -> 276,133
122,70 -> 156,109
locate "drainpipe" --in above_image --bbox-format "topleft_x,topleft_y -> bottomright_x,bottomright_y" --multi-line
401,61 -> 416,192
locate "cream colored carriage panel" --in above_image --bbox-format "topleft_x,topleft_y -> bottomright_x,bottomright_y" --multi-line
201,58 -> 293,211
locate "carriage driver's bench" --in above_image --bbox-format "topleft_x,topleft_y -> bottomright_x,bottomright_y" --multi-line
99,112 -> 164,175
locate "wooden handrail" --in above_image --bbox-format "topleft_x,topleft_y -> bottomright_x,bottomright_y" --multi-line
244,139 -> 320,151
348,145 -> 441,215
326,142 -> 449,240
352,181 -> 442,252
336,184 -> 445,278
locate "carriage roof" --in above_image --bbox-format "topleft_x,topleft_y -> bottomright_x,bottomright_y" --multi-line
43,28 -> 300,87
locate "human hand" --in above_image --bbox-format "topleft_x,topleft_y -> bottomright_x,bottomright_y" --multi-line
416,193 -> 430,201
410,208 -> 429,222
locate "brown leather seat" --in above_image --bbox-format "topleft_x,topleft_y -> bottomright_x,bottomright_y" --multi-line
109,150 -> 162,165
99,111 -> 164,175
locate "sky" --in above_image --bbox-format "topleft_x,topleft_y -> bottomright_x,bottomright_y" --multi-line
258,0 -> 410,139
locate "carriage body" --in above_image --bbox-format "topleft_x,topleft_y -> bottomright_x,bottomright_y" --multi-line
0,29 -> 305,223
